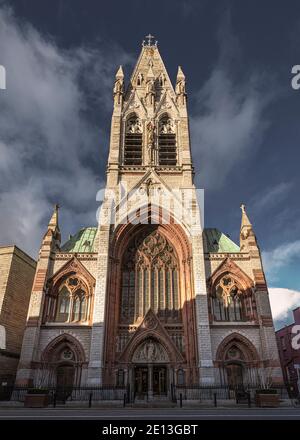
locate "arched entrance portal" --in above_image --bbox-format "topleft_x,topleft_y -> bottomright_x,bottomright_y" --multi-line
39,334 -> 86,393
225,363 -> 243,388
132,338 -> 170,399
103,216 -> 199,390
216,334 -> 260,388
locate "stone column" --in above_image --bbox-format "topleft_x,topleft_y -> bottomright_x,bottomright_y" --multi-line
191,231 -> 215,384
87,202 -> 112,385
148,364 -> 153,400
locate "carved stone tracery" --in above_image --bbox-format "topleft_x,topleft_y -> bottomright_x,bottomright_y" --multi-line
132,339 -> 169,363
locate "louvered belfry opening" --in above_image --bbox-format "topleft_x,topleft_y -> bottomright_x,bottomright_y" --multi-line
158,116 -> 177,166
124,115 -> 143,165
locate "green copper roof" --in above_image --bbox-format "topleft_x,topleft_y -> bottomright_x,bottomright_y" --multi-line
203,228 -> 240,253
61,227 -> 239,254
61,227 -> 97,253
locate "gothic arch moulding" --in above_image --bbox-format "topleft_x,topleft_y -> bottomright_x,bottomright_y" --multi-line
111,205 -> 192,264
207,257 -> 254,292
215,332 -> 260,367
41,333 -> 86,365
47,256 -> 96,297
118,310 -> 184,364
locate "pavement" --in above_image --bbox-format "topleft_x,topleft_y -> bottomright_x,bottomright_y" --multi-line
0,407 -> 300,419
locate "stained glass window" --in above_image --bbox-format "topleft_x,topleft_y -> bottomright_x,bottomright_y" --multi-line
120,230 -> 181,323
211,276 -> 247,322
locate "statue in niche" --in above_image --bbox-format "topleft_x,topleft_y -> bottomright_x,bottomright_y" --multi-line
113,78 -> 124,105
137,72 -> 144,86
146,121 -> 155,164
159,73 -> 166,86
146,79 -> 155,105
175,79 -> 185,95
175,78 -> 186,105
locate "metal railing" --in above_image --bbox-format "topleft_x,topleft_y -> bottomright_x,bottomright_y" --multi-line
0,385 -> 127,403
0,383 -> 291,405
174,384 -> 291,402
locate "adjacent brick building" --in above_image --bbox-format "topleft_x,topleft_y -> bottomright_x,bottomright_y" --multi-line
276,307 -> 300,394
0,246 -> 36,385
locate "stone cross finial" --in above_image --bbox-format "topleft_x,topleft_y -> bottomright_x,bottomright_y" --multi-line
142,34 -> 157,47
240,203 -> 246,213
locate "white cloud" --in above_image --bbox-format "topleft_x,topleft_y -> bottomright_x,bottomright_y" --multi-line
251,182 -> 293,213
0,6 -> 132,258
190,12 -> 276,189
269,287 -> 300,324
262,240 -> 300,281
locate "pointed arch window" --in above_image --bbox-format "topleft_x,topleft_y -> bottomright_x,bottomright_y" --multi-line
211,276 -> 253,322
56,287 -> 70,322
52,277 -> 91,324
120,230 -> 181,323
73,289 -> 87,322
124,115 -> 143,165
177,369 -> 185,386
158,115 -> 177,166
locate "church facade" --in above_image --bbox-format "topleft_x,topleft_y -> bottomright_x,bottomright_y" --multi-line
15,37 -> 283,398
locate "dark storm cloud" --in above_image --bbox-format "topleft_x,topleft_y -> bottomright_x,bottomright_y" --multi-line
0,6 -> 133,256
190,10 -> 278,189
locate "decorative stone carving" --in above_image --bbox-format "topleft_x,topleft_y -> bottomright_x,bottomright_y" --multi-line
159,117 -> 175,134
146,121 -> 155,164
127,117 -> 143,134
128,102 -> 140,110
132,339 -> 169,363
142,312 -> 157,330
215,276 -> 242,308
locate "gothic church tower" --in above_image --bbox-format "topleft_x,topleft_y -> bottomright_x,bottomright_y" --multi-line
89,35 -> 213,390
16,37 -> 282,397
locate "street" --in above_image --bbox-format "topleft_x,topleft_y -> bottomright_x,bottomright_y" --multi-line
0,407 -> 300,420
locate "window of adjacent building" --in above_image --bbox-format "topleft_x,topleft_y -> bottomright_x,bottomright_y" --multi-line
124,115 -> 143,166
281,336 -> 287,351
158,116 -> 177,166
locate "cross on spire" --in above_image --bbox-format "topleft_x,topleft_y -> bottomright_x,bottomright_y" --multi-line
142,34 -> 158,47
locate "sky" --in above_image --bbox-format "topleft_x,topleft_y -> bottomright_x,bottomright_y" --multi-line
0,0 -> 299,328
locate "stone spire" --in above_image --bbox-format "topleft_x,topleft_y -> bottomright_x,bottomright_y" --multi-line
115,65 -> 124,79
240,203 -> 252,228
48,204 -> 59,231
44,204 -> 61,250
177,65 -> 185,80
113,66 -> 124,106
239,204 -> 258,251
176,66 -> 186,105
